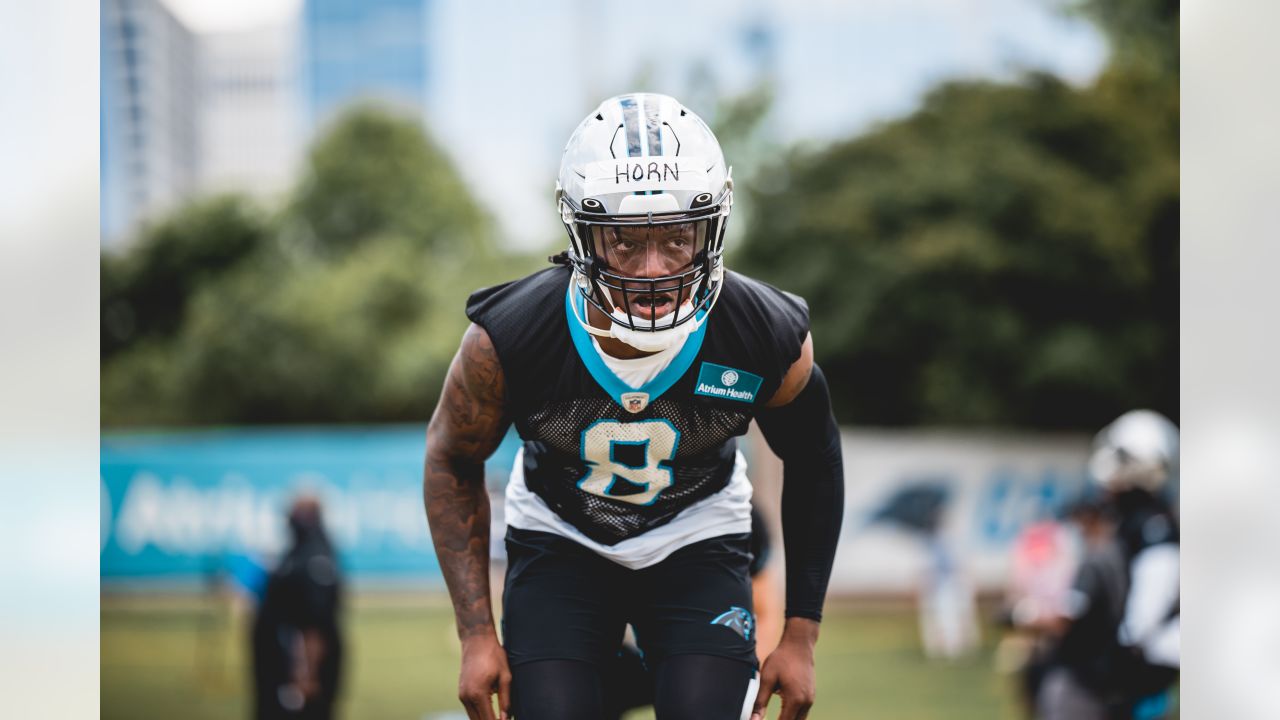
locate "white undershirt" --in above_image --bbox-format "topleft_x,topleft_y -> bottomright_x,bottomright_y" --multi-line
1119,543 -> 1180,667
504,447 -> 754,569
590,335 -> 684,388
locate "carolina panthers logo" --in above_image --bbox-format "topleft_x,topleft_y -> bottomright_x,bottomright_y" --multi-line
709,606 -> 754,641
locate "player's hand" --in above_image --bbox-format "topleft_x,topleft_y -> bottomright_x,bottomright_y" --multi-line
457,632 -> 512,720
751,618 -> 819,720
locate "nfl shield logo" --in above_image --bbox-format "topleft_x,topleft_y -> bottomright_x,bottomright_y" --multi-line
621,392 -> 649,413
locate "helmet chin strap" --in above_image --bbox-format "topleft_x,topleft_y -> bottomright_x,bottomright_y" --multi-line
610,307 -> 703,352
569,271 -> 721,352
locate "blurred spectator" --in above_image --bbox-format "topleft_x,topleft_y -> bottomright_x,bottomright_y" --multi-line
1027,410 -> 1180,720
867,482 -> 980,660
995,510 -> 1082,717
917,526 -> 981,661
251,496 -> 345,719
1034,497 -> 1126,720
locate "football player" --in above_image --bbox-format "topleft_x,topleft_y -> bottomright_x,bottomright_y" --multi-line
1089,410 -> 1180,719
1033,410 -> 1180,720
424,93 -> 845,720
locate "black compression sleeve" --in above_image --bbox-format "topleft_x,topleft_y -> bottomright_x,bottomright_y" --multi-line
755,363 -> 845,622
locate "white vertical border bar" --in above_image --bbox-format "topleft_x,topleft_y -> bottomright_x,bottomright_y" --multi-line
1182,1 -> 1280,717
0,0 -> 101,717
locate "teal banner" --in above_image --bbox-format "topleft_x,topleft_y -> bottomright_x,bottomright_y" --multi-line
100,426 -> 521,588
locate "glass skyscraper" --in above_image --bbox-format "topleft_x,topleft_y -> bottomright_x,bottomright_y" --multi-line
301,0 -> 430,128
100,0 -> 200,245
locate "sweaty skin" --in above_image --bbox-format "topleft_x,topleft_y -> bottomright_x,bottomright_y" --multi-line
424,325 -> 512,720
425,319 -> 824,720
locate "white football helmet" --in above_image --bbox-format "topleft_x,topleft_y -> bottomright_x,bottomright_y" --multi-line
1088,410 -> 1179,493
555,93 -> 732,350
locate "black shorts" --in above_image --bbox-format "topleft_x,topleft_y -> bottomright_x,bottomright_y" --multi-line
500,528 -> 758,670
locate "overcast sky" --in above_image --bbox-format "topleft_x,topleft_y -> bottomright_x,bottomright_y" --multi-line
163,0 -> 1107,248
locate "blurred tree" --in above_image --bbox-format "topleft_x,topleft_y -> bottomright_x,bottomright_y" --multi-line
102,107 -> 536,426
1072,0 -> 1178,77
711,82 -> 776,176
160,236 -> 463,423
734,2 -> 1178,429
707,82 -> 779,254
287,105 -> 491,259
101,194 -> 271,361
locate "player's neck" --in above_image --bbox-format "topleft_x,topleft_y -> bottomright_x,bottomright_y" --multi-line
598,336 -> 657,359
585,303 -> 660,359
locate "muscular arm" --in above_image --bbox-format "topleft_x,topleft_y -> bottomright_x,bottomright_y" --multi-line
759,333 -> 845,624
751,333 -> 845,719
424,323 -> 511,641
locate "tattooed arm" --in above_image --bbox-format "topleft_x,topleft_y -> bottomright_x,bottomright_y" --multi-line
424,323 -> 512,720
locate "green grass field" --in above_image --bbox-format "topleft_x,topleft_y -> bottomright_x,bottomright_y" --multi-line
102,594 -> 1023,720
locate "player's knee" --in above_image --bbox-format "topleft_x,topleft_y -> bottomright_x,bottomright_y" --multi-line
511,697 -> 599,720
653,655 -> 756,720
510,659 -> 603,720
656,694 -> 750,720
657,705 -> 732,720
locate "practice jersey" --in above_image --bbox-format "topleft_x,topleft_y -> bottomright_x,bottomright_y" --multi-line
465,266 -> 809,556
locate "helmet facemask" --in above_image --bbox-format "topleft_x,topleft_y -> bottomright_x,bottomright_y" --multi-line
560,189 -> 729,337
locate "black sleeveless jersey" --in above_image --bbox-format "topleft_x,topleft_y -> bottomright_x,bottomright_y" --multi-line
465,266 -> 809,546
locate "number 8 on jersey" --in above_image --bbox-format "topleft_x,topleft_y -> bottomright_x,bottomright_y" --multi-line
576,420 -> 681,506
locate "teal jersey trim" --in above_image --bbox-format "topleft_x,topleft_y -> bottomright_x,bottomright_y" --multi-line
564,286 -> 707,410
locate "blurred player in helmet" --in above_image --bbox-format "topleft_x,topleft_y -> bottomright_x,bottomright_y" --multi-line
1089,410 -> 1180,719
1031,410 -> 1179,720
424,93 -> 844,720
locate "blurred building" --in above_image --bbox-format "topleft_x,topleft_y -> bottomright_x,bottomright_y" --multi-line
198,21 -> 304,199
302,0 -> 431,129
101,0 -> 435,245
101,0 -> 201,246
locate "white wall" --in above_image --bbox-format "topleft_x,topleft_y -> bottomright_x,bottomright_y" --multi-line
750,427 -> 1092,595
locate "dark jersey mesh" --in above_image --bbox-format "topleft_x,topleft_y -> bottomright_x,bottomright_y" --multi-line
466,266 -> 809,547
521,396 -> 751,545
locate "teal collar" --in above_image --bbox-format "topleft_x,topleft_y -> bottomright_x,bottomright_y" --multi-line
564,285 -> 708,411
